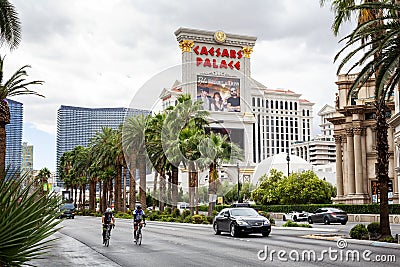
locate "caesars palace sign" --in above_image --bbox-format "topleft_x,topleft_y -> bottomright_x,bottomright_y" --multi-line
194,45 -> 242,70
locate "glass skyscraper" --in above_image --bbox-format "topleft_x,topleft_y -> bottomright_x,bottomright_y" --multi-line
5,99 -> 23,172
56,105 -> 151,186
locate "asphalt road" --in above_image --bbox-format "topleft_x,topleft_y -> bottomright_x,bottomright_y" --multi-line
28,217 -> 400,267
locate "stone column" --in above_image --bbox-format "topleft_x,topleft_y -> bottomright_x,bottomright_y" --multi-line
342,135 -> 348,196
334,135 -> 344,196
353,127 -> 363,195
178,39 -> 195,96
346,128 -> 355,195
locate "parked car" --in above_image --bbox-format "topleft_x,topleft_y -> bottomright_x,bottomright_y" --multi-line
59,203 -> 75,219
213,207 -> 271,237
283,211 -> 309,222
307,207 -> 348,225
179,202 -> 190,209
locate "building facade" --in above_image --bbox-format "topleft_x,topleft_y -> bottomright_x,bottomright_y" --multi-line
21,142 -> 33,176
56,105 -> 150,186
329,74 -> 398,204
291,135 -> 336,165
5,99 -> 23,171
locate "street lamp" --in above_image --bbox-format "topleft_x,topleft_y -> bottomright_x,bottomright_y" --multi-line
237,162 -> 240,203
286,152 -> 290,177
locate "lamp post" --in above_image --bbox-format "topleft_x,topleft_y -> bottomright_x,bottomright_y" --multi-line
286,152 -> 290,177
237,162 -> 240,203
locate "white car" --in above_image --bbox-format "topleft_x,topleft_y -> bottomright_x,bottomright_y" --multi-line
282,211 -> 309,222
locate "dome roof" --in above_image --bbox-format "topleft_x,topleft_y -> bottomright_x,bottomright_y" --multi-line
252,152 -> 312,185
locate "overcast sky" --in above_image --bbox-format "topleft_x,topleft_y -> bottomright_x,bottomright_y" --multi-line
1,0 -> 355,171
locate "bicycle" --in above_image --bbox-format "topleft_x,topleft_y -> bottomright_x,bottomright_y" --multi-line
103,224 -> 112,247
134,222 -> 145,245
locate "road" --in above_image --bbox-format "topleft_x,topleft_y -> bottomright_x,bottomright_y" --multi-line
29,217 -> 400,267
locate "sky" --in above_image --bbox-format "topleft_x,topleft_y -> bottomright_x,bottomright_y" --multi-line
1,0 -> 355,172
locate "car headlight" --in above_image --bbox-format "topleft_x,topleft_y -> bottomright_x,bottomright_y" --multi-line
236,220 -> 249,226
263,219 -> 270,225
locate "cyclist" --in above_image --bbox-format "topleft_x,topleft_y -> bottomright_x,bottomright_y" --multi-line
102,207 -> 115,240
133,205 -> 146,240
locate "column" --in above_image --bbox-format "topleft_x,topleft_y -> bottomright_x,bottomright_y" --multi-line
342,135 -> 348,196
346,128 -> 355,195
178,39 -> 194,96
353,127 -> 363,194
334,135 -> 344,196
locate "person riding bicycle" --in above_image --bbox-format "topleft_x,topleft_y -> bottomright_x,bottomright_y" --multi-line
133,205 -> 146,240
102,207 -> 115,240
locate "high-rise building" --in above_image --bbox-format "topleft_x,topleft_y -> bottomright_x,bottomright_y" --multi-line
21,142 -> 33,176
56,105 -> 151,186
5,99 -> 23,172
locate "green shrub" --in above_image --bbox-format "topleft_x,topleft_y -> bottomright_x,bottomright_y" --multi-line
198,205 -> 208,212
192,215 -> 205,224
282,220 -> 312,228
182,216 -> 193,223
172,208 -> 181,218
163,207 -> 172,215
263,204 -> 400,214
181,209 -> 191,218
367,222 -> 380,240
212,210 -> 218,217
350,224 -> 368,240
379,236 -> 394,243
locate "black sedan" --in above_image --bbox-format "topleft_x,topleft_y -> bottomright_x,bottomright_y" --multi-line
213,207 -> 271,237
59,203 -> 76,219
307,207 -> 348,225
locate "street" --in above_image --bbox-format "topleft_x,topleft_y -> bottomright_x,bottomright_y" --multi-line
29,216 -> 400,267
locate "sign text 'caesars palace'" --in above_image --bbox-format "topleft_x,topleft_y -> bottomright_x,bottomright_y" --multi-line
194,45 -> 242,70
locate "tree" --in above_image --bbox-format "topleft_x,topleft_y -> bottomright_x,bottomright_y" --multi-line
0,0 -> 21,50
321,0 -> 398,238
0,56 -> 44,175
36,167 -> 51,195
252,169 -> 283,205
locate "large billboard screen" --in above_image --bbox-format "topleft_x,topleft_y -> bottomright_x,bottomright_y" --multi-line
196,75 -> 240,112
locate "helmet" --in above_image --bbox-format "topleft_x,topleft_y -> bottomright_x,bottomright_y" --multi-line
106,208 -> 112,213
136,205 -> 142,210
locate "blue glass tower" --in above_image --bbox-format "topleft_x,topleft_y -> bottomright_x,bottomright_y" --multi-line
5,99 -> 23,172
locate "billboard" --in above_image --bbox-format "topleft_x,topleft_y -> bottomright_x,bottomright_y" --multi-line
196,75 -> 240,112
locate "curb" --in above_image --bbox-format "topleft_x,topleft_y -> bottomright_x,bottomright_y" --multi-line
302,234 -> 400,249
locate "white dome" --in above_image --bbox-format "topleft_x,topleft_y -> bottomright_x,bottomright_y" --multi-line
251,152 -> 312,185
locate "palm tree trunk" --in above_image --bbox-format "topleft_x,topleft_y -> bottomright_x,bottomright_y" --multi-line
208,162 -> 217,216
189,161 -> 196,215
139,153 -> 147,209
153,172 -> 158,211
159,171 -> 166,212
108,178 -> 113,208
129,153 -> 137,211
123,167 -> 127,212
376,103 -> 392,238
195,171 -> 199,215
171,166 -> 178,210
115,166 -> 122,212
101,180 -> 107,211
89,179 -> 96,212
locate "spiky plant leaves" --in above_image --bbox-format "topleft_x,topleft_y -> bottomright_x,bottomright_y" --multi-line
0,170 -> 62,266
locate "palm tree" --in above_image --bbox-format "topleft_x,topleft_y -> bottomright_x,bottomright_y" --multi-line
0,0 -> 21,50
36,167 -> 51,195
321,0 -> 397,238
122,114 -> 148,210
0,56 -> 44,175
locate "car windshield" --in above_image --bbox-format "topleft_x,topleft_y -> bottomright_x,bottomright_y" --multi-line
62,204 -> 74,210
230,208 -> 258,217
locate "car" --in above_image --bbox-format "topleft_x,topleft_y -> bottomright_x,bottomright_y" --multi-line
213,207 -> 271,237
59,203 -> 76,219
282,211 -> 309,222
307,207 -> 348,225
179,203 -> 190,209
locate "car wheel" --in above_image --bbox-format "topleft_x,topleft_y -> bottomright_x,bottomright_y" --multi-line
283,215 -> 287,221
230,223 -> 237,237
213,223 -> 221,235
308,217 -> 313,224
293,216 -> 297,222
262,232 -> 270,237
341,222 -> 347,225
323,217 -> 330,225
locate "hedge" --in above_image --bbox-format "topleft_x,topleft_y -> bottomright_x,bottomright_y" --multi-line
215,204 -> 400,214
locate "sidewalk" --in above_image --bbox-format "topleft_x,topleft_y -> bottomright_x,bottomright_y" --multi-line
26,232 -> 119,267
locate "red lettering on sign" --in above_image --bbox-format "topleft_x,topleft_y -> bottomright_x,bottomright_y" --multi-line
230,50 -> 236,58
216,48 -> 221,57
228,61 -> 234,69
200,46 -> 208,55
220,60 -> 227,69
208,47 -> 214,56
204,58 -> 212,67
237,50 -> 243,59
194,46 -> 199,55
234,61 -> 240,70
196,57 -> 203,66
212,59 -> 218,68
221,49 -> 229,58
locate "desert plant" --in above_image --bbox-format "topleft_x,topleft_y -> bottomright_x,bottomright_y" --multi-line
282,220 -> 312,228
0,170 -> 62,266
350,224 -> 369,240
367,222 -> 381,240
